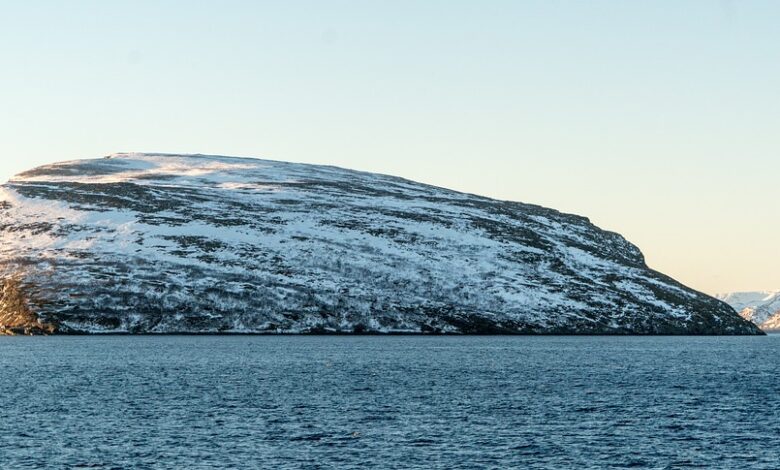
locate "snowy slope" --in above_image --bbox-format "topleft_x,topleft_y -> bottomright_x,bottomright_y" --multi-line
0,153 -> 761,335
717,291 -> 780,331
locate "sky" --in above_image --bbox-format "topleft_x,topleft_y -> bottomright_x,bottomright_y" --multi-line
1,0 -> 778,295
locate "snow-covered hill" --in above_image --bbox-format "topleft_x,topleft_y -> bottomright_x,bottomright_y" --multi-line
716,291 -> 780,331
0,153 -> 761,335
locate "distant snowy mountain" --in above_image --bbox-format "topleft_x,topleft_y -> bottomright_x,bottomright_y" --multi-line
0,153 -> 761,335
717,291 -> 780,331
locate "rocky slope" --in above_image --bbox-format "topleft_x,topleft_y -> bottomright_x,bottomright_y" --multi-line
0,153 -> 761,335
717,291 -> 780,331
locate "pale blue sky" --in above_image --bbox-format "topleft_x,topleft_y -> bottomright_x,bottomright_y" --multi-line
1,1 -> 778,294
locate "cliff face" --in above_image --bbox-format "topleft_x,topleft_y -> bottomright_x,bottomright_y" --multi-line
0,277 -> 56,335
0,153 -> 762,335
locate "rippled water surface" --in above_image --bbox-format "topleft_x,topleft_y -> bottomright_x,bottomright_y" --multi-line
2,336 -> 779,469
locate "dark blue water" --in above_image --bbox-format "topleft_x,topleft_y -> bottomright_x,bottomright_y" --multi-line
1,336 -> 779,469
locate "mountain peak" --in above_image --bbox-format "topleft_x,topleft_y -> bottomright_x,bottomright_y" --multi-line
0,153 -> 762,335
717,290 -> 780,331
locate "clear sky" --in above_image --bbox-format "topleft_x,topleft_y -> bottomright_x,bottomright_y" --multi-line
1,0 -> 778,295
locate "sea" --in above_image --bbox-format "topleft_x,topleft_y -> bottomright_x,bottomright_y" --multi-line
1,335 -> 779,469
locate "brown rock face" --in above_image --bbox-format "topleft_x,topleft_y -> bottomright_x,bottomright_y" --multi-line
0,277 -> 56,335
